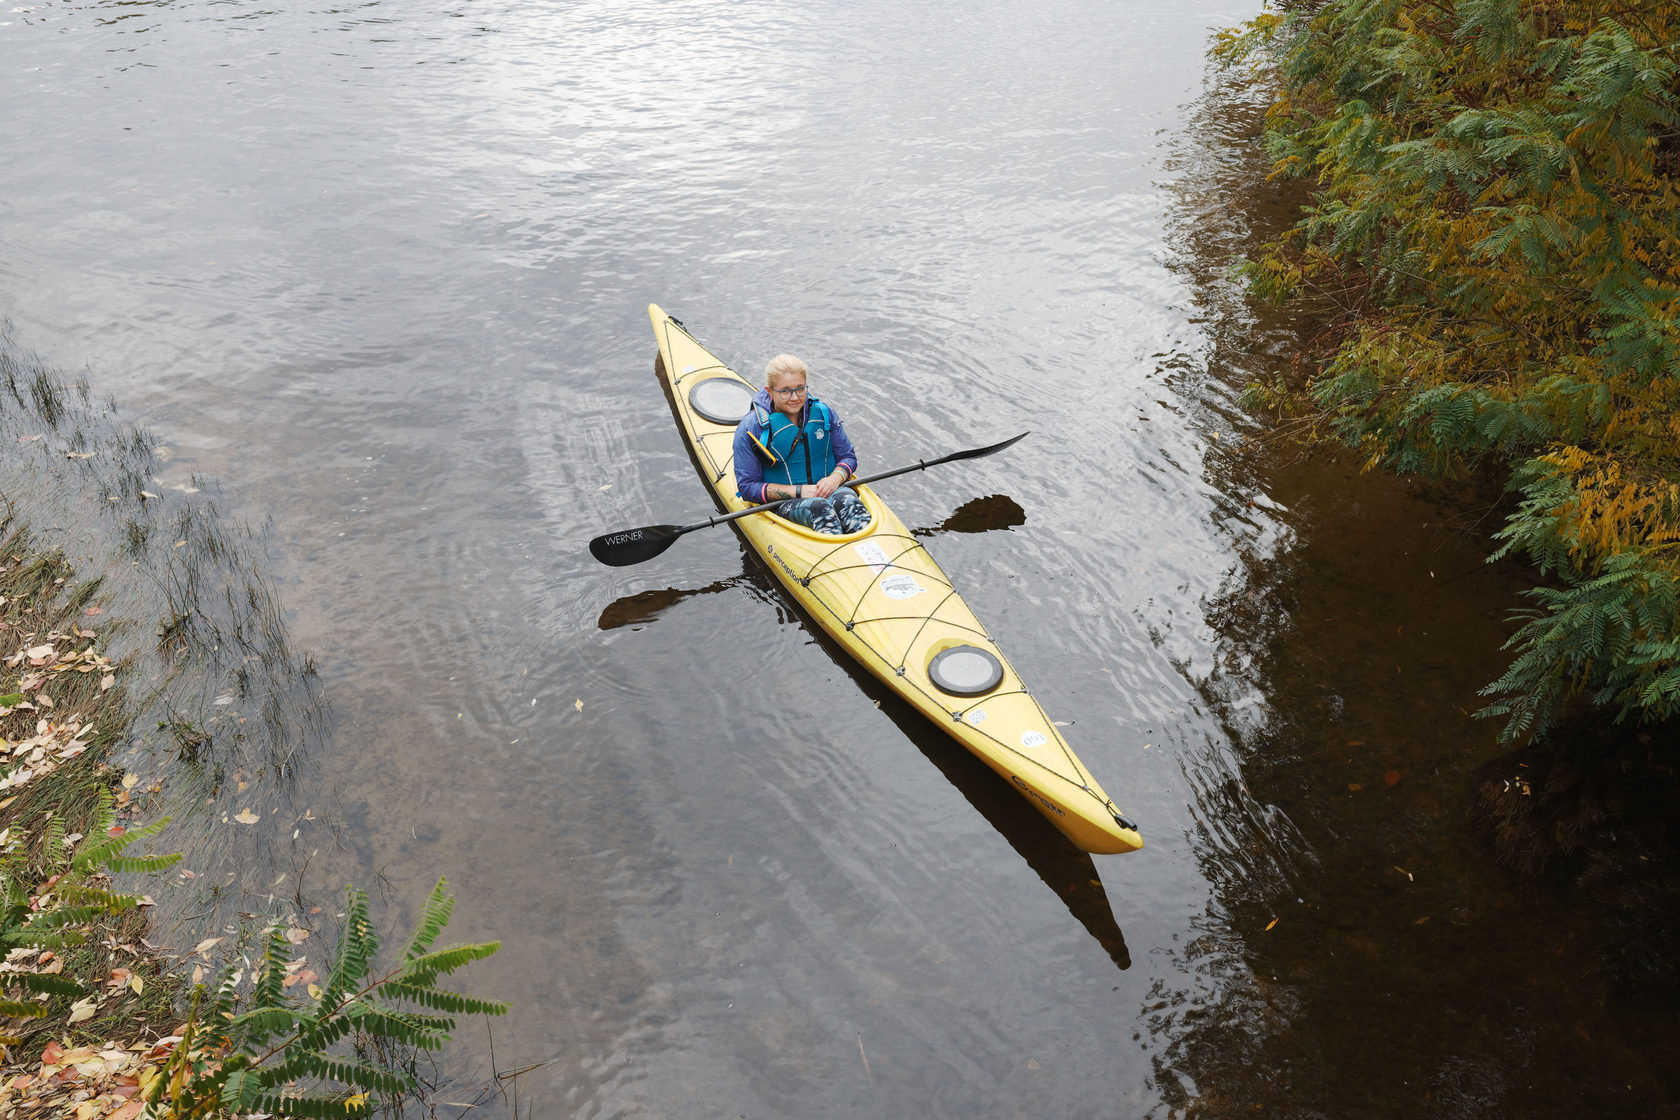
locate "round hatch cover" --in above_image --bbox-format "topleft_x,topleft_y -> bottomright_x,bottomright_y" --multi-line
928,645 -> 1004,697
689,377 -> 755,425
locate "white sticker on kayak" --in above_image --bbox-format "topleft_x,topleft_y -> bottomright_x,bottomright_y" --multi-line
682,364 -> 697,373
879,573 -> 925,599
853,541 -> 892,573
1021,730 -> 1048,748
966,707 -> 988,724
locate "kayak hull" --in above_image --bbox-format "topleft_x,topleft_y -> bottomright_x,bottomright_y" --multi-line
646,304 -> 1141,855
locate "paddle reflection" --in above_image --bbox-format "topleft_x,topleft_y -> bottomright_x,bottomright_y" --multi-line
913,493 -> 1026,537
596,576 -> 749,630
598,495 -> 1024,630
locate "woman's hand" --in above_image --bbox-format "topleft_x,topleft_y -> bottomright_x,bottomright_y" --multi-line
814,469 -> 845,499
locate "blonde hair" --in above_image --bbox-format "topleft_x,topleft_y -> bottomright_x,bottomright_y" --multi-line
763,354 -> 808,387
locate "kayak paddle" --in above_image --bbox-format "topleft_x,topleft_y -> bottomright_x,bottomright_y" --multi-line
588,432 -> 1029,567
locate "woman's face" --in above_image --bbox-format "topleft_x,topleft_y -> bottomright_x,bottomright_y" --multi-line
766,370 -> 808,419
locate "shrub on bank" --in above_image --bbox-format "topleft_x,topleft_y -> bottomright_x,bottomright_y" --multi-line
1219,0 -> 1680,741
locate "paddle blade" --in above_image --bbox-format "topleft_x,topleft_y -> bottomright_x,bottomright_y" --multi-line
589,524 -> 684,567
943,430 -> 1028,462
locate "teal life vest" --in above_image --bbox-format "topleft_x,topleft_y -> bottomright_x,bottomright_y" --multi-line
754,400 -> 837,487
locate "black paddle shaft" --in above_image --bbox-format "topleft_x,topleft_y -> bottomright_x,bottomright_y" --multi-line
588,432 -> 1029,567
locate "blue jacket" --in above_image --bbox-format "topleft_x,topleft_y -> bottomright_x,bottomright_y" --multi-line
732,388 -> 860,503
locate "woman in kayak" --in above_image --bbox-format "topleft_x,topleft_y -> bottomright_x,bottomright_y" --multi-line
733,354 -> 872,535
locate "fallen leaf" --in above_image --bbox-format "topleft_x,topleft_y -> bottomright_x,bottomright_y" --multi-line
193,937 -> 221,956
191,964 -> 204,985
1265,918 -> 1279,931
1348,783 -> 1363,791
307,982 -> 323,1000
1345,739 -> 1364,746
121,772 -> 139,789
130,972 -> 144,994
284,927 -> 309,944
233,808 -> 260,824
140,491 -> 160,499
1384,770 -> 1402,786
574,699 -> 583,712
82,606 -> 102,616
67,996 -> 98,1023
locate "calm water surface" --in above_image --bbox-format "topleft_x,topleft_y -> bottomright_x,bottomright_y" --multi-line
3,1 -> 1676,1115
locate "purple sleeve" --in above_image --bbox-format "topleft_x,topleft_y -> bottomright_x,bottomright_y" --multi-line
732,419 -> 767,502
828,411 -> 859,479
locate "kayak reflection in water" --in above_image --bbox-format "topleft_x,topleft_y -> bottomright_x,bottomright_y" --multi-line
732,353 -> 872,536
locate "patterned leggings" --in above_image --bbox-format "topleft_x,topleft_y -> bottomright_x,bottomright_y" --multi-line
778,487 -> 872,535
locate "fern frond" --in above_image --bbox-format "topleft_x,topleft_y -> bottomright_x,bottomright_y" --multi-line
6,970 -> 83,998
322,887 -> 377,1009
379,981 -> 509,1017
388,941 -> 502,988
0,997 -> 51,1019
401,877 -> 456,961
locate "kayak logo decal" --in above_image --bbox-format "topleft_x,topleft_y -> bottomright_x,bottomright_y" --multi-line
853,541 -> 892,574
764,542 -> 800,581
1011,776 -> 1065,817
879,574 -> 925,600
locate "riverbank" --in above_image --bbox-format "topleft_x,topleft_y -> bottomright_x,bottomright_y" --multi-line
0,522 -> 507,1117
1214,0 -> 1680,1007
1219,0 -> 1680,741
0,521 -> 186,1114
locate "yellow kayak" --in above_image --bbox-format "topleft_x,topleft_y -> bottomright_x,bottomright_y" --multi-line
646,304 -> 1141,855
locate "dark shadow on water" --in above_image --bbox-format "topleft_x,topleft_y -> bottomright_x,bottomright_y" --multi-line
601,553 -> 1132,972
872,679 -> 1132,972
596,576 -> 749,630
1142,62 -> 1680,1120
912,493 -> 1026,537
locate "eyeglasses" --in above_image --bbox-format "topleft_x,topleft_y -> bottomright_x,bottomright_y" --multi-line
770,385 -> 808,397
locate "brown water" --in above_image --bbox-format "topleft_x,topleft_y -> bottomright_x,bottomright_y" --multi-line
2,1 -> 1676,1115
